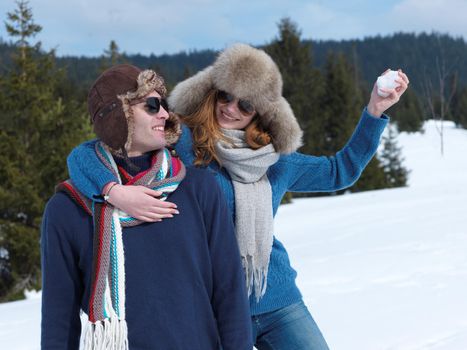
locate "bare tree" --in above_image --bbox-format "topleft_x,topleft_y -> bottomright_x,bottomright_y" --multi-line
422,35 -> 457,156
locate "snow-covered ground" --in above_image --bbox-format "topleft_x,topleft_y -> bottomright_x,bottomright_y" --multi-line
1,120 -> 466,349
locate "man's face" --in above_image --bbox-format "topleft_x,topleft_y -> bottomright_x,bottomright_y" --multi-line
127,91 -> 169,156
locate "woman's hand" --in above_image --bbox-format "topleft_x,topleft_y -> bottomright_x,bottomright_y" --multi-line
104,183 -> 179,222
367,69 -> 409,118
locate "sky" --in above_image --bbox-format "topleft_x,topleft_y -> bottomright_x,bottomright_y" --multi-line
1,119 -> 467,349
0,0 -> 466,57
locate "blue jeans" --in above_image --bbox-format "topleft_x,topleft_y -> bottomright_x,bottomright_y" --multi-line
251,301 -> 329,350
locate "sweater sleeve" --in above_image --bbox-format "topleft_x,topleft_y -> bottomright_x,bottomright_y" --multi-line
174,124 -> 196,165
41,193 -> 84,350
199,172 -> 253,350
67,139 -> 117,201
284,108 -> 389,192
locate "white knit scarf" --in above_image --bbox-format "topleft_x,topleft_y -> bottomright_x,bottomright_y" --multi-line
215,129 -> 279,300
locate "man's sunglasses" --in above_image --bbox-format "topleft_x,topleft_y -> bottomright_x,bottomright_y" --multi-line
130,96 -> 169,115
216,90 -> 255,115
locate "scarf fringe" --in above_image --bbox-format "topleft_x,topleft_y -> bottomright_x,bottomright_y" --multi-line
82,317 -> 129,350
216,130 -> 278,304
243,255 -> 269,302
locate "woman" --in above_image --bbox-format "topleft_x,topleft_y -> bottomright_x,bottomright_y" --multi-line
68,43 -> 409,349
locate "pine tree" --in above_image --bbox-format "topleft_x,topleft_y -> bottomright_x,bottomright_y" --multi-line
264,18 -> 324,155
4,0 -> 41,65
318,52 -> 388,192
265,18 -> 323,203
183,65 -> 192,79
265,18 -> 388,197
387,88 -> 424,132
0,1 -> 92,301
451,87 -> 467,129
100,40 -> 125,72
349,157 -> 388,192
318,52 -> 362,154
379,124 -> 409,188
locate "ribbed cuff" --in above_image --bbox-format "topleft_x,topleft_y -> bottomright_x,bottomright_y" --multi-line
249,282 -> 303,316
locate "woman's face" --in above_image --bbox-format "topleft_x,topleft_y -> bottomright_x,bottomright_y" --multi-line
215,90 -> 256,130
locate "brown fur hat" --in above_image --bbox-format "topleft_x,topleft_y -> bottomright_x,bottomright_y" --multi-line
168,43 -> 303,154
88,64 -> 181,153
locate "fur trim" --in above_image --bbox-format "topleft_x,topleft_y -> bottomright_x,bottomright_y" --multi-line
90,65 -> 172,154
169,43 -> 303,154
121,69 -> 167,101
117,69 -> 170,152
264,98 -> 303,153
118,95 -> 135,152
168,66 -> 214,117
164,112 -> 182,146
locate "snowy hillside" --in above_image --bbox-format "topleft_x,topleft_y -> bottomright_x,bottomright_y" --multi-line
1,120 -> 466,350
275,120 -> 467,350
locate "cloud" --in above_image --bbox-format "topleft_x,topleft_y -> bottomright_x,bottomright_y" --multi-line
0,0 -> 465,57
288,0 -> 467,42
288,2 -> 368,40
390,0 -> 467,37
23,0 -> 281,55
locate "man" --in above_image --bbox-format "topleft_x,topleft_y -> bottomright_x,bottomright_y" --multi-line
41,64 -> 253,349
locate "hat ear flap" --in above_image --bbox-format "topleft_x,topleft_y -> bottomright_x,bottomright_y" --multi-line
263,98 -> 303,154
164,112 -> 182,146
168,66 -> 215,116
93,101 -> 129,151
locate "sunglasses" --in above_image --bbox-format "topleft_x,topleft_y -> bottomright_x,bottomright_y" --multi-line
130,96 -> 169,114
216,90 -> 255,115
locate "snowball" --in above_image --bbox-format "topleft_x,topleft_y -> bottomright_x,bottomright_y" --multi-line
376,70 -> 401,98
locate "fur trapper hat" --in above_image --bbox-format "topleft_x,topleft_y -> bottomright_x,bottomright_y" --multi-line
88,64 -> 181,153
168,43 -> 303,154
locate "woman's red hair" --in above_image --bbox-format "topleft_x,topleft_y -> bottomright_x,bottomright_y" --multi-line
180,89 -> 272,166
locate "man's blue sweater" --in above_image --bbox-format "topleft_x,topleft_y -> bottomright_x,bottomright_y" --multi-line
41,153 -> 253,349
67,109 -> 388,316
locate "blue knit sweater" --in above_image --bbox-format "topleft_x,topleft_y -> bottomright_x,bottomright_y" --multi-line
67,109 -> 388,316
42,154 -> 253,349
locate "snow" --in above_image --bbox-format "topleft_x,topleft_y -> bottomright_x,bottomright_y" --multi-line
1,120 -> 466,349
0,290 -> 41,350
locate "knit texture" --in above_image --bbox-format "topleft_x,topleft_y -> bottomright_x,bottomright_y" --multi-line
66,108 -> 389,315
42,162 -> 253,349
215,128 -> 279,299
57,142 -> 185,349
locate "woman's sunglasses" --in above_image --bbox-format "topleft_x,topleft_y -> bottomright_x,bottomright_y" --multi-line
130,96 -> 169,115
216,90 -> 255,115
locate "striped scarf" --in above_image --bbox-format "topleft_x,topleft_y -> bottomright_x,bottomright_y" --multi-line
57,142 -> 186,350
